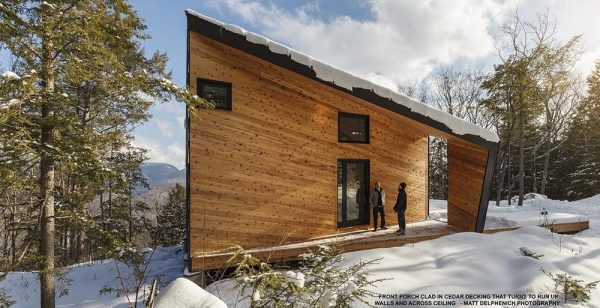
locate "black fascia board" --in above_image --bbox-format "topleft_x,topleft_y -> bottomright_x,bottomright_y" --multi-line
185,12 -> 192,272
186,11 -> 497,150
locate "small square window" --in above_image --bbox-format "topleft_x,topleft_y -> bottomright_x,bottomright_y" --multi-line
198,78 -> 232,110
338,112 -> 369,143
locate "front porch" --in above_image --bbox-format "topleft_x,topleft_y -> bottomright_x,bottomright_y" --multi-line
190,215 -> 590,271
191,220 -> 459,270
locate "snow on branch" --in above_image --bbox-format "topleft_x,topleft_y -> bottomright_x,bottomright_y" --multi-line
0,99 -> 24,110
1,71 -> 21,81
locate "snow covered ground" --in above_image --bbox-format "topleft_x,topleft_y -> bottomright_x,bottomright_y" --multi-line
1,194 -> 599,307
485,193 -> 593,230
0,246 -> 185,308
431,193 -> 592,230
208,194 -> 600,307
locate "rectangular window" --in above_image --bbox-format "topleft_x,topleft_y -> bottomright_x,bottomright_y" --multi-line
197,78 -> 232,110
338,112 -> 369,143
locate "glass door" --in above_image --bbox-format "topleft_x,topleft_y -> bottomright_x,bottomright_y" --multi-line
337,159 -> 369,228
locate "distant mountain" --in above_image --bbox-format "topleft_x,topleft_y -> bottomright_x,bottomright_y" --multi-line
142,162 -> 185,189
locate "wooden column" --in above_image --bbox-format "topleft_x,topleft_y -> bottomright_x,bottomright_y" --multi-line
447,139 -> 489,231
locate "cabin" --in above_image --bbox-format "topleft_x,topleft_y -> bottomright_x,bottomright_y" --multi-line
184,10 -> 499,273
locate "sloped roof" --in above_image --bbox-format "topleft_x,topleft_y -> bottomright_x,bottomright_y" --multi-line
185,10 -> 499,148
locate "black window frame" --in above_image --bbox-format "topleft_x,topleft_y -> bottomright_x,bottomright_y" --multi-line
337,159 -> 370,228
338,112 -> 370,144
197,78 -> 232,110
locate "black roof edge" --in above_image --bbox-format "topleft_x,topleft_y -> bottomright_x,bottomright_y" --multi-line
186,12 -> 497,150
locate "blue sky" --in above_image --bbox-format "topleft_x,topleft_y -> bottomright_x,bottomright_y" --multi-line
129,0 -> 600,169
129,0 -> 376,169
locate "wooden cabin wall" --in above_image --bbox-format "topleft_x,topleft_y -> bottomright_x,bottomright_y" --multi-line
447,139 -> 489,231
188,32 -> 436,269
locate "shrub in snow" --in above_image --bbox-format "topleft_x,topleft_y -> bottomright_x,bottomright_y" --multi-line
518,247 -> 544,259
0,272 -> 14,307
0,289 -> 13,308
231,243 -> 387,307
100,246 -> 157,308
541,268 -> 599,303
538,208 -> 557,232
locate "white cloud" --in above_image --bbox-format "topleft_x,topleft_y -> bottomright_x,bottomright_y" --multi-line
154,101 -> 185,116
156,119 -> 174,138
210,0 -> 600,84
211,0 -> 518,85
133,136 -> 185,169
176,116 -> 186,129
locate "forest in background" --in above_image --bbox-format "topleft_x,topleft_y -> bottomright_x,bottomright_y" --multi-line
0,1 -> 209,306
1,2 -> 600,308
421,13 -> 600,205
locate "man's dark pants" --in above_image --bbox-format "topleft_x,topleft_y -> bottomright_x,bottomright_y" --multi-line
373,206 -> 385,229
397,208 -> 406,230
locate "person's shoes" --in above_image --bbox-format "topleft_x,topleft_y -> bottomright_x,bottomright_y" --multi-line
381,227 -> 388,230
372,228 -> 377,232
397,229 -> 405,235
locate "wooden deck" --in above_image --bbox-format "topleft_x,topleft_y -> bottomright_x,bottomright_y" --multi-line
484,220 -> 590,234
192,220 -> 459,270
190,219 -> 590,271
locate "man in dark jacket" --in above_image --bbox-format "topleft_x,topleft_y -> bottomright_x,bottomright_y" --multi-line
393,182 -> 407,235
369,182 -> 386,231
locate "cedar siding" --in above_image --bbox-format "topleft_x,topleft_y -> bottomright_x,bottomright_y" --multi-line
186,11 -> 498,271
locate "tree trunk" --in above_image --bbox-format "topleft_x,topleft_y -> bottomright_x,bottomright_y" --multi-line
507,138 -> 512,205
128,161 -> 133,242
12,225 -> 16,265
108,178 -> 112,230
40,114 -> 56,308
99,193 -> 105,231
518,107 -> 525,206
541,151 -> 550,196
76,229 -> 84,263
40,32 -> 56,308
531,147 -> 538,194
496,156 -> 506,207
2,214 -> 9,265
65,226 -> 72,262
69,228 -> 77,263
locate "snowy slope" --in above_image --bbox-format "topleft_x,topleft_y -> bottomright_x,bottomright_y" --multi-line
1,194 -> 599,307
486,193 -> 594,232
208,195 -> 600,307
207,225 -> 600,307
0,246 -> 185,308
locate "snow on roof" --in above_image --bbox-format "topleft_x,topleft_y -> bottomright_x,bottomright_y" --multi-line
185,10 -> 500,143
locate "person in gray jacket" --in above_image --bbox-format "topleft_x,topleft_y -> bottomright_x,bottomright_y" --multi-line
369,182 -> 386,231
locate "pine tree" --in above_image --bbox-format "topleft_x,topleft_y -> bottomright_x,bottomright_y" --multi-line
562,59 -> 600,199
0,2 -> 207,306
151,183 -> 185,247
482,12 -> 581,204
